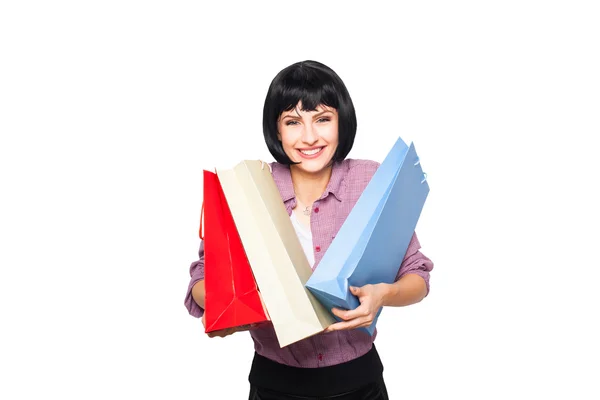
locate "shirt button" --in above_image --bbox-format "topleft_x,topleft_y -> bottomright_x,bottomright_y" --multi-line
314,207 -> 320,213
315,246 -> 321,252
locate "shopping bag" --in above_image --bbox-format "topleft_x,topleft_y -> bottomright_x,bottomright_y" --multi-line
217,161 -> 335,347
306,137 -> 429,335
202,170 -> 269,333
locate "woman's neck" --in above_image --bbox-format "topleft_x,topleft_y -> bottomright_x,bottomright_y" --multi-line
290,164 -> 332,206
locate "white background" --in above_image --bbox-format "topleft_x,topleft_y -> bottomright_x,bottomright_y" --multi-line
1,1 -> 599,399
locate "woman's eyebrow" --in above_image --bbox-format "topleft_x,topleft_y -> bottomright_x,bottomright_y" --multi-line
312,110 -> 333,118
281,114 -> 301,120
281,109 -> 333,120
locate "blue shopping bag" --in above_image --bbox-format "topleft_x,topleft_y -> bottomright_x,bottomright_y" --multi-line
305,136 -> 429,335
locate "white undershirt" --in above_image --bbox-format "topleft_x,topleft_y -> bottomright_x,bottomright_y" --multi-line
290,211 -> 315,267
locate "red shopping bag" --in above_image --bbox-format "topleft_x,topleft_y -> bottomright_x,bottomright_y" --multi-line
202,170 -> 269,333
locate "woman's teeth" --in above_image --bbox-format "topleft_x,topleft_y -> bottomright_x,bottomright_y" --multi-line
300,147 -> 323,155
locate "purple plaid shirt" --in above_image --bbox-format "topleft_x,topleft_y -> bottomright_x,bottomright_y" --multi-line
184,159 -> 434,368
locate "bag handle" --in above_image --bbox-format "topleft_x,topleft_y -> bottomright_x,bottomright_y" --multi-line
414,157 -> 427,184
199,200 -> 204,240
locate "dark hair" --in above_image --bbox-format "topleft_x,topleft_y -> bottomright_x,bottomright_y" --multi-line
263,60 -> 357,165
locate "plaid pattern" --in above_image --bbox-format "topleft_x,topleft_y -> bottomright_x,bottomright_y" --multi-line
185,159 -> 433,367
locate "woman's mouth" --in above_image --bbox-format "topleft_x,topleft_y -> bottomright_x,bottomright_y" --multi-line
297,146 -> 325,159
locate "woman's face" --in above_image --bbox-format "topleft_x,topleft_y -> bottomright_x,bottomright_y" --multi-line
277,102 -> 339,174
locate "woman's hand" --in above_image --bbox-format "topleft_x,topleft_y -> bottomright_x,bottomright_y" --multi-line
201,313 -> 258,338
324,284 -> 389,333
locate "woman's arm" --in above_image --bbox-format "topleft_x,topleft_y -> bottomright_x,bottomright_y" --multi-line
325,276 -> 426,332
185,243 -> 255,338
325,233 -> 433,332
191,280 -> 206,309
381,273 -> 427,307
184,242 -> 206,318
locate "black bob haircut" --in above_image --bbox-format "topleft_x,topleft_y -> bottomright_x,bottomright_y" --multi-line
263,60 -> 357,165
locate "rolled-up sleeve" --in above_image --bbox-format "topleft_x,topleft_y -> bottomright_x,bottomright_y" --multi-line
395,233 -> 434,296
184,240 -> 205,318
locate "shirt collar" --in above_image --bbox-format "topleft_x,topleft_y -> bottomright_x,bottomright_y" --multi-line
271,161 -> 345,203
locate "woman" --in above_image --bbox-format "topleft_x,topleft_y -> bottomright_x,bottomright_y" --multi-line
185,60 -> 434,399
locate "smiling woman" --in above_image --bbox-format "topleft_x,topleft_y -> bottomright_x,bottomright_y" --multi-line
184,60 -> 434,400
263,61 -> 356,168
278,104 -> 339,168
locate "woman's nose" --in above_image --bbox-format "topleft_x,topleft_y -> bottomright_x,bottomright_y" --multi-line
301,124 -> 318,145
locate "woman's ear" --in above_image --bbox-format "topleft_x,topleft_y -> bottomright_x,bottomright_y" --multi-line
277,132 -> 281,141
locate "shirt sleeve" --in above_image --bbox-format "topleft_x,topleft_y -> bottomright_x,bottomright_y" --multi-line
394,232 -> 434,296
184,240 -> 205,318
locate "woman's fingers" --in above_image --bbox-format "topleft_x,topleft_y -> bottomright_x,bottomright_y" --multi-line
207,328 -> 230,338
325,316 -> 371,332
207,323 -> 258,338
327,305 -> 377,332
332,305 -> 371,321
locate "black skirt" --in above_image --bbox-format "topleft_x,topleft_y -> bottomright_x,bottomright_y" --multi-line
248,345 -> 388,399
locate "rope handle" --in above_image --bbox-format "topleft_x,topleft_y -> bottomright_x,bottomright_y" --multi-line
414,157 -> 428,184
260,160 -> 272,173
199,200 -> 204,240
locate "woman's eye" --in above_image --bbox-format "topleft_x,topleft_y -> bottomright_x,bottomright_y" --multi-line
317,117 -> 331,123
286,120 -> 300,126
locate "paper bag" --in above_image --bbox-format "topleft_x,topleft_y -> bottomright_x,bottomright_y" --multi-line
202,170 -> 269,333
306,137 -> 429,335
217,161 -> 335,347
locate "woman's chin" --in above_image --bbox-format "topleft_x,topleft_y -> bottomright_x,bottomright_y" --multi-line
291,159 -> 332,175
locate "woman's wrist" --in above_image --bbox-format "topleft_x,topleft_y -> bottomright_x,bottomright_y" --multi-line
379,283 -> 398,307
